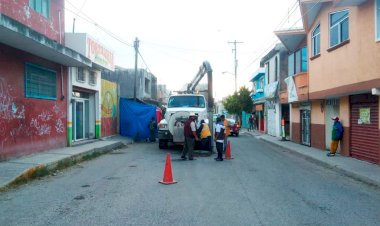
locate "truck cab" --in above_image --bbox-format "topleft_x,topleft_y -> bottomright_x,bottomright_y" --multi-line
158,94 -> 208,149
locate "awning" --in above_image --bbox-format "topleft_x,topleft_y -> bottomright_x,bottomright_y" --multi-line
284,76 -> 299,102
0,13 -> 91,67
264,81 -> 279,99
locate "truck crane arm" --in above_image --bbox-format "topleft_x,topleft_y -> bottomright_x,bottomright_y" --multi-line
186,61 -> 212,93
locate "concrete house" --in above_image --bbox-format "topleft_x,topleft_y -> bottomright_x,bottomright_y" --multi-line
275,28 -> 309,146
65,33 -> 116,144
301,0 -> 380,165
260,43 -> 289,138
102,67 -> 158,104
249,68 -> 266,133
0,0 -> 91,160
277,0 -> 380,165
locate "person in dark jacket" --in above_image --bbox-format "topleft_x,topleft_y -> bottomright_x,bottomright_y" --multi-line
181,112 -> 199,160
327,116 -> 344,157
148,117 -> 157,142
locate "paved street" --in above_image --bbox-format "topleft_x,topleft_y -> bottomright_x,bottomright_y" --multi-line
1,134 -> 380,226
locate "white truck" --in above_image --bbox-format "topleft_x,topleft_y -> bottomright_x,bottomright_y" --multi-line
158,61 -> 213,149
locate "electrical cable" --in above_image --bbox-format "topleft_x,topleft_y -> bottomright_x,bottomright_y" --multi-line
240,0 -> 323,74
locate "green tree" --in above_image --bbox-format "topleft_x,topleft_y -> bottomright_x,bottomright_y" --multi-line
223,87 -> 253,122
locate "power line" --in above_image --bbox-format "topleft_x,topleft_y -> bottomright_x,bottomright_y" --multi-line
65,0 -> 133,47
138,50 -> 152,74
240,0 -> 323,74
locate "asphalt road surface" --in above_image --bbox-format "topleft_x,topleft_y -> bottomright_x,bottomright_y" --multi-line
1,133 -> 380,226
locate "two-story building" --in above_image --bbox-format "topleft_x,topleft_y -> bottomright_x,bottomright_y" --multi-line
249,68 -> 266,133
65,33 -> 116,144
0,0 -> 91,160
301,0 -> 380,165
260,43 -> 288,138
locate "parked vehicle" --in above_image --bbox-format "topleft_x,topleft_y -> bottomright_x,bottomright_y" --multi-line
227,119 -> 240,136
157,61 -> 213,149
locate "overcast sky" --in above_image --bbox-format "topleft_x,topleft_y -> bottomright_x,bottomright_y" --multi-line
64,0 -> 301,100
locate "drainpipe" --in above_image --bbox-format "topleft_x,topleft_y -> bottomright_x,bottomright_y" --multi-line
58,10 -> 62,43
61,66 -> 65,100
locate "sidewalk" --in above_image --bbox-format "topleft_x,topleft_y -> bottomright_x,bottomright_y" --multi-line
0,135 -> 132,191
243,130 -> 380,189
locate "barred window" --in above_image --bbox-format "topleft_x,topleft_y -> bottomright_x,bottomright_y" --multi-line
77,68 -> 85,82
25,63 -> 56,100
89,71 -> 96,85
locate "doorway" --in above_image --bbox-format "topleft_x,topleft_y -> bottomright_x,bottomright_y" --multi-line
301,109 -> 311,146
72,98 -> 89,141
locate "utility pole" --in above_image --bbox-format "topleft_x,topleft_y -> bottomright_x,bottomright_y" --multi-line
228,40 -> 243,92
134,37 -> 139,101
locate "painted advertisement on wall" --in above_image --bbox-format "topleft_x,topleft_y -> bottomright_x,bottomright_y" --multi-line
101,79 -> 118,137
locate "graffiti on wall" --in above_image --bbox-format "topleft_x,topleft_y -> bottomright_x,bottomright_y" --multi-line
0,78 -> 66,151
101,79 -> 118,136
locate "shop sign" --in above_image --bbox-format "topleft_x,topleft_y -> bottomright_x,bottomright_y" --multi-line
87,37 -> 114,71
358,108 -> 370,124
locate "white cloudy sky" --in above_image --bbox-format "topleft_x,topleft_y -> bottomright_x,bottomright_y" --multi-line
64,0 -> 301,100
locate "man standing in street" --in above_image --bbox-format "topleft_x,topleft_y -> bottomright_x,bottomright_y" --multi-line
181,112 -> 199,160
327,116 -> 344,157
214,117 -> 225,161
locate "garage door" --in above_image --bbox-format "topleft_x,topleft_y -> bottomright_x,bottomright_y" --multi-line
267,109 -> 276,136
350,95 -> 379,164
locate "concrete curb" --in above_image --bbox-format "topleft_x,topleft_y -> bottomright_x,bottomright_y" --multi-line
0,141 -> 126,191
256,136 -> 380,189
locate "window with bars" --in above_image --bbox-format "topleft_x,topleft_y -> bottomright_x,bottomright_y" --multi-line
25,63 -> 57,100
89,71 -> 96,85
77,68 -> 85,82
29,0 -> 50,18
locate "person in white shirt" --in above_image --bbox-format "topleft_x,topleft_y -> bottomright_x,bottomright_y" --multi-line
214,117 -> 225,161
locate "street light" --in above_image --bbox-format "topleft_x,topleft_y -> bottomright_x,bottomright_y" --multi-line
222,71 -> 237,92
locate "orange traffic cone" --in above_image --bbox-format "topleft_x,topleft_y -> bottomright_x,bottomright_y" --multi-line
225,140 -> 233,160
159,153 -> 177,185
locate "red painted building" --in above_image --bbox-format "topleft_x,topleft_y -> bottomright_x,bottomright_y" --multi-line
0,0 -> 91,160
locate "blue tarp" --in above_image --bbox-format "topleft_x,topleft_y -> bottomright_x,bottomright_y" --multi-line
120,98 -> 156,140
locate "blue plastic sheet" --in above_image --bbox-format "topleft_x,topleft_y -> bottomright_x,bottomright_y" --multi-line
119,98 -> 156,140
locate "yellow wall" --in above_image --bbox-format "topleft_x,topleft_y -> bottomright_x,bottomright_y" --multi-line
311,100 -> 324,124
308,1 -> 380,93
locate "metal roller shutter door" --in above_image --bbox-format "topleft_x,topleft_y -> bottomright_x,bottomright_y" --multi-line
350,96 -> 379,164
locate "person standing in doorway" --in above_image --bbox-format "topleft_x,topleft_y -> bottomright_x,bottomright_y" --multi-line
181,112 -> 199,160
214,117 -> 225,161
327,116 -> 344,157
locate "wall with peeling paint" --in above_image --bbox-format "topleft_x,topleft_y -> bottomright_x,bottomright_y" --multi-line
0,44 -> 67,161
0,0 -> 64,44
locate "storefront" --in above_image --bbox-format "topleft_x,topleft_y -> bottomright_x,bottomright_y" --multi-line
350,94 -> 379,164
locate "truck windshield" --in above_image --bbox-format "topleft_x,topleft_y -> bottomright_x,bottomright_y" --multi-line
168,96 -> 206,108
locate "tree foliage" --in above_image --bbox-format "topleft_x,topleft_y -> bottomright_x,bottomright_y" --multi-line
223,87 -> 253,119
